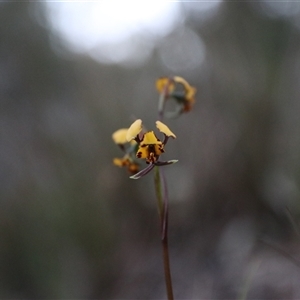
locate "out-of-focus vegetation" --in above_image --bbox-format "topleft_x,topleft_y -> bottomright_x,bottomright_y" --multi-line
1,2 -> 300,299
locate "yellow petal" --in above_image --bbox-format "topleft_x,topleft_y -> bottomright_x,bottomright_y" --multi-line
136,145 -> 149,159
173,76 -> 190,86
142,131 -> 161,145
156,77 -> 175,94
136,144 -> 164,162
153,144 -> 164,156
173,76 -> 196,102
186,86 -> 196,102
156,121 -> 176,138
112,128 -> 129,144
113,157 -> 127,167
113,157 -> 139,174
126,119 -> 142,141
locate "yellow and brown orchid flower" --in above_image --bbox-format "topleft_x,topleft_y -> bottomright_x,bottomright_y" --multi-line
156,76 -> 196,117
126,119 -> 178,179
112,128 -> 140,175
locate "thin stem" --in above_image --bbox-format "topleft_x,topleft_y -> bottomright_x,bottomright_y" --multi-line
158,77 -> 173,122
160,167 -> 168,240
154,166 -> 174,300
158,92 -> 166,121
162,233 -> 173,300
154,166 -> 163,213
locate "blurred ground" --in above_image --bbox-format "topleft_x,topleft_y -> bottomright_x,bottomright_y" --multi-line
1,2 -> 300,299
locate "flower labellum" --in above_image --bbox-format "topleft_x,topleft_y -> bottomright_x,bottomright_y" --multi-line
137,131 -> 164,163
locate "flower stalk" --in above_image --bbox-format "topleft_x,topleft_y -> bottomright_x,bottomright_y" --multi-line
154,166 -> 174,300
112,75 -> 196,300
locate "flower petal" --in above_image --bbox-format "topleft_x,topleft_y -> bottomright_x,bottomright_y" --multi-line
173,76 -> 196,103
112,128 -> 129,144
126,119 -> 143,141
142,131 -> 161,144
136,145 -> 149,159
113,157 -> 127,167
155,159 -> 178,166
156,77 -> 175,94
113,157 -> 139,174
129,163 -> 155,179
156,121 -> 176,138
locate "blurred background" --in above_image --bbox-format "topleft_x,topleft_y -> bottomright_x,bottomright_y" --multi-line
1,1 -> 300,299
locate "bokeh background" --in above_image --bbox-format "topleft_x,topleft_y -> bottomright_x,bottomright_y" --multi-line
1,1 -> 300,299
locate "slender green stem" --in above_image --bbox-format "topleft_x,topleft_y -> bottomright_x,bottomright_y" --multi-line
162,233 -> 173,300
154,166 -> 163,214
154,166 -> 174,300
